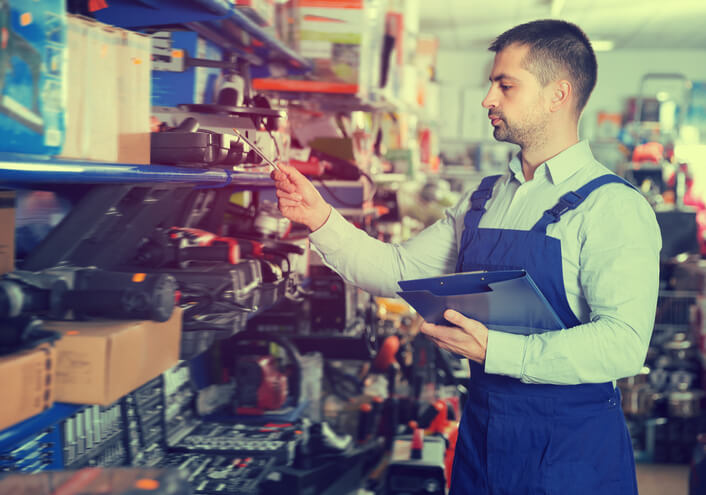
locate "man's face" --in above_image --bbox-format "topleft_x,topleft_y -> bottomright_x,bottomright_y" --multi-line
482,43 -> 551,148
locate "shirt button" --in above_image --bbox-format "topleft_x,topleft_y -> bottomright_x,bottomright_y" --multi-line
608,398 -> 617,407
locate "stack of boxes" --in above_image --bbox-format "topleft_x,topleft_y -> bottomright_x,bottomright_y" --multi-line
254,0 -> 387,100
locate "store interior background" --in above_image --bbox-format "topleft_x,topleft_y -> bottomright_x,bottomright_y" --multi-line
1,0 -> 706,493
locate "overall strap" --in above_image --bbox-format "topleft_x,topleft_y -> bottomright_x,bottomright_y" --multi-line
455,174 -> 503,272
531,174 -> 636,234
465,175 -> 503,229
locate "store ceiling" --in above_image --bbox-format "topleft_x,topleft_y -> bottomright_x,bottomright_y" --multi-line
419,0 -> 706,50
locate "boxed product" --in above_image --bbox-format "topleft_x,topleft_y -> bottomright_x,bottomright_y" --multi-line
299,0 -> 382,88
0,0 -> 66,155
275,0 -> 299,48
60,15 -> 118,162
253,0 -> 385,98
151,31 -> 223,108
0,344 -> 56,431
60,15 -> 151,164
43,308 -> 182,406
0,190 -> 15,274
117,28 -> 151,164
235,0 -> 275,26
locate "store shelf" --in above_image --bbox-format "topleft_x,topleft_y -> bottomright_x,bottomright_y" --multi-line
252,79 -> 360,95
92,0 -> 312,71
0,154 -> 274,187
260,87 -> 399,114
251,79 -> 439,117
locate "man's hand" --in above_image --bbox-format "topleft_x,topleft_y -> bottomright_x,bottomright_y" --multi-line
271,163 -> 332,231
420,309 -> 489,364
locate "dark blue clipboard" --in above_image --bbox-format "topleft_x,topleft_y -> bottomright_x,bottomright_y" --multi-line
397,270 -> 565,335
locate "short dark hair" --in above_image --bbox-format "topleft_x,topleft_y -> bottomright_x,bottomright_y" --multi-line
489,19 -> 597,114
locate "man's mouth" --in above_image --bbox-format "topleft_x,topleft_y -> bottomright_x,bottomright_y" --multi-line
489,116 -> 503,126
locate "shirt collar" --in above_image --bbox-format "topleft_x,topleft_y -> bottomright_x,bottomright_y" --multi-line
506,140 -> 594,185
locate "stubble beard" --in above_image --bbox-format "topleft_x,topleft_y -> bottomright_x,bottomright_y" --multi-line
493,114 -> 548,151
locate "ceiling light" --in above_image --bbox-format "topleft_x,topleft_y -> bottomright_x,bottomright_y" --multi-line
591,40 -> 614,52
550,0 -> 566,17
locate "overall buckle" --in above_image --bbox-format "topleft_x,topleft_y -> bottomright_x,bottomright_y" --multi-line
470,188 -> 493,211
547,190 -> 583,218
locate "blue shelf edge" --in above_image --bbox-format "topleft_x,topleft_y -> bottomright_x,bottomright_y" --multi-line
0,155 -> 275,187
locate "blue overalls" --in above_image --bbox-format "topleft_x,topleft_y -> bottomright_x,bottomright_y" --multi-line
449,174 -> 639,495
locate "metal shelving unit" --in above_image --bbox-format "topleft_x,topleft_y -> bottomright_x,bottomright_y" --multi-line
0,1 -> 314,189
92,0 -> 312,71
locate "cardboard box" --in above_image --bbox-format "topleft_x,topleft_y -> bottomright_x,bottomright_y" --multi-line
0,191 -> 15,275
43,308 -> 182,406
61,15 -> 151,164
0,345 -> 56,431
0,0 -> 66,156
117,28 -> 151,164
61,15 -> 119,162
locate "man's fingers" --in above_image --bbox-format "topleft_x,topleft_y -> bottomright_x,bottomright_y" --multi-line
420,321 -> 450,339
273,164 -> 313,197
443,309 -> 464,324
278,162 -> 309,187
278,198 -> 301,208
443,310 -> 480,333
271,169 -> 290,182
420,315 -> 489,364
276,189 -> 302,201
274,178 -> 298,194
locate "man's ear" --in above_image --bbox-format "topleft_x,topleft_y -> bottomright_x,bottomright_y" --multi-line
549,80 -> 572,112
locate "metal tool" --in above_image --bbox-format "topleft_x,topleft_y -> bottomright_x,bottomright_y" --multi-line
231,128 -> 281,172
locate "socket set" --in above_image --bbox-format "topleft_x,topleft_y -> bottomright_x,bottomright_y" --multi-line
122,376 -> 167,465
160,452 -> 275,495
168,422 -> 301,465
164,361 -> 198,444
63,403 -> 126,469
0,428 -> 57,473
83,433 -> 127,468
133,375 -> 165,411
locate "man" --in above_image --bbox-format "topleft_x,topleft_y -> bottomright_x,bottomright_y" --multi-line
272,19 -> 661,494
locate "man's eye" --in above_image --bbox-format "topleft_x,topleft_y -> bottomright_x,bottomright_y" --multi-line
501,85 -> 511,90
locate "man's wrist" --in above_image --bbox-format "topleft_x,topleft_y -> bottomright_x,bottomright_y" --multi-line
484,330 -> 526,379
308,204 -> 332,232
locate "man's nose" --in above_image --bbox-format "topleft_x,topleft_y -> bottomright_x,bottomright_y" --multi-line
482,87 -> 496,109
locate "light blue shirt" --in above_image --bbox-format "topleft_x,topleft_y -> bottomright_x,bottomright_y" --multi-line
310,140 -> 662,385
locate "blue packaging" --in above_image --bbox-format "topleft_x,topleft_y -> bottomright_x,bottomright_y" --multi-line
0,0 -> 66,155
151,31 -> 222,107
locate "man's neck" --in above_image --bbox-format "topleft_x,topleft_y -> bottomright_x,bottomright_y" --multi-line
520,127 -> 579,181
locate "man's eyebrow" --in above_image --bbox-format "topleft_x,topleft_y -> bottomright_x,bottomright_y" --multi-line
489,74 -> 521,83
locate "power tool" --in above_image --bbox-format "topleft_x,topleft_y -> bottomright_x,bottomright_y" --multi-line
0,267 -> 177,322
